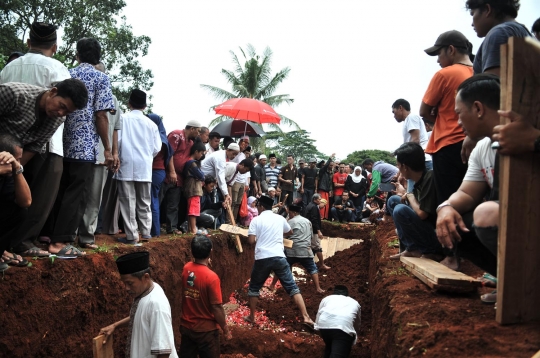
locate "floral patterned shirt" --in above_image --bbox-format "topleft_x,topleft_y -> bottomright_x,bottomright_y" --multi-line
63,63 -> 114,161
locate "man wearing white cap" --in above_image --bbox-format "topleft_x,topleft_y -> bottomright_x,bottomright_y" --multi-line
200,143 -> 240,207
100,251 -> 178,358
163,120 -> 201,234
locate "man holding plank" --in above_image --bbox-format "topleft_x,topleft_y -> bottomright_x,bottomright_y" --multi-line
244,195 -> 315,330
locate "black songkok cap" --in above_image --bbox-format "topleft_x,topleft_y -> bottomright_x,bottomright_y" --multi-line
30,22 -> 57,43
258,195 -> 274,209
289,204 -> 302,213
116,252 -> 150,275
129,89 -> 147,108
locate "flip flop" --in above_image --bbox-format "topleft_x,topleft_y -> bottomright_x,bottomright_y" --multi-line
481,290 -> 497,304
54,244 -> 85,259
301,321 -> 315,332
2,252 -> 29,267
19,247 -> 50,257
117,238 -> 142,246
243,316 -> 255,325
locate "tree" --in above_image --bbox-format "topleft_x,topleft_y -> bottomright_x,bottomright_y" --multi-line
343,149 -> 397,166
263,130 -> 326,162
201,44 -> 300,132
0,0 -> 153,109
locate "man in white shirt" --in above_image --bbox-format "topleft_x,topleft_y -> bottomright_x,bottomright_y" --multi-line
230,136 -> 251,219
392,98 -> 432,192
315,285 -> 361,357
436,74 -> 500,284
200,143 -> 240,207
205,131 -> 221,154
114,89 -> 161,244
0,22 -> 71,258
245,195 -> 315,329
100,251 -> 178,358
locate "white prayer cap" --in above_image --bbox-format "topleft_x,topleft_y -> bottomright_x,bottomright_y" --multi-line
227,143 -> 240,151
186,119 -> 202,127
268,187 -> 276,192
259,154 -> 267,160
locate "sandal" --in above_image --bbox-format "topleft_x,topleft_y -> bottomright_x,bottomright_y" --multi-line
53,245 -> 86,259
117,238 -> 142,246
481,290 -> 497,304
476,273 -> 497,288
19,247 -> 50,257
80,243 -> 98,250
301,321 -> 316,332
2,252 -> 29,267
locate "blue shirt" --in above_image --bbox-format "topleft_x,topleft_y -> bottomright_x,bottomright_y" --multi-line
63,63 -> 114,161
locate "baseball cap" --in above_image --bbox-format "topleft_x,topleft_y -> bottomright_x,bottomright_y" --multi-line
424,30 -> 472,56
298,159 -> 305,164
309,158 -> 317,163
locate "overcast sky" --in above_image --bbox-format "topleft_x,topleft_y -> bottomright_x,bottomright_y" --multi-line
122,0 -> 539,160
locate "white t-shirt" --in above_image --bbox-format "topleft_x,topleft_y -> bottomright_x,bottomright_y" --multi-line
0,52 -> 71,156
463,137 -> 496,188
130,283 -> 178,358
403,113 -> 431,162
315,294 -> 361,344
248,210 -> 291,260
232,152 -> 250,184
201,150 -> 229,196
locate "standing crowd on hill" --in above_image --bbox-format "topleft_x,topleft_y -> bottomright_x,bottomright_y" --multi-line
1,3 -> 540,356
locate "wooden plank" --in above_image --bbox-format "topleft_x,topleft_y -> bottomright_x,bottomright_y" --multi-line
93,334 -> 113,358
532,350 -> 540,358
402,264 -> 477,293
497,37 -> 540,324
219,224 -> 248,237
225,205 -> 243,254
400,257 -> 481,288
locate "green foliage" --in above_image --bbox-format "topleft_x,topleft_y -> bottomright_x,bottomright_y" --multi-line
202,44 -> 300,132
0,0 -> 153,110
262,130 -> 326,162
343,149 -> 397,166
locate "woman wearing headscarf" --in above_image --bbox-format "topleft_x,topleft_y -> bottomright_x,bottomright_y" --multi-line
345,166 -> 368,221
148,113 -> 173,237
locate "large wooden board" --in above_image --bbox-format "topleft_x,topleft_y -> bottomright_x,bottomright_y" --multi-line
93,335 -> 113,358
400,257 -> 481,288
497,37 -> 540,324
401,262 -> 477,293
532,350 -> 540,358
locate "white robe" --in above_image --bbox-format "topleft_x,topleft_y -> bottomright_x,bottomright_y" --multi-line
130,283 -> 178,358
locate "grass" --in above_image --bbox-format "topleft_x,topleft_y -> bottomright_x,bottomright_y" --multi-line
387,238 -> 399,248
386,266 -> 410,276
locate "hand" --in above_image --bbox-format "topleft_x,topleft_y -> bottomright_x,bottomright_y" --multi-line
299,188 -> 304,194
224,195 -> 232,208
394,183 -> 406,196
245,185 -> 249,193
460,136 -> 477,164
493,110 -> 540,155
99,324 -> 116,344
436,206 -> 469,249
258,190 -> 262,197
400,194 -> 408,204
166,171 -> 177,185
318,231 -> 324,239
331,153 -> 336,158
0,151 -> 16,166
112,153 -> 120,172
103,149 -> 114,170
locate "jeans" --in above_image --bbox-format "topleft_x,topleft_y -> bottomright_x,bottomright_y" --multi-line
248,256 -> 300,297
151,169 -> 166,236
197,208 -> 222,229
387,195 -> 440,254
320,329 -> 355,358
302,188 -> 315,206
286,256 -> 318,275
331,207 -> 355,223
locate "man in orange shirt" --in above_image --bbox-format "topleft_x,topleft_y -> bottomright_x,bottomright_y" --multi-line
419,30 -> 474,205
332,163 -> 348,203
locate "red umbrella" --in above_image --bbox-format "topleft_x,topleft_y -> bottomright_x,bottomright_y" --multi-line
214,98 -> 281,124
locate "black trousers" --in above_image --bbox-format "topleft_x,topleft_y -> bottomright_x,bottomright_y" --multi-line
431,141 -> 468,206
457,212 -> 497,276
280,190 -> 293,206
320,328 -> 355,358
179,326 -> 220,358
47,161 -> 93,243
0,197 -> 27,254
12,152 -> 63,253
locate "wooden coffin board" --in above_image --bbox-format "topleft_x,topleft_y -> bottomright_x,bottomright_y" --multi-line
400,257 -> 481,288
219,224 -> 293,248
93,335 -> 113,358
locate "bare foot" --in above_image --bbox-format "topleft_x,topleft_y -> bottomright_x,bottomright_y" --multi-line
48,243 -> 86,256
243,316 -> 255,324
440,256 -> 459,271
316,287 -> 325,293
320,264 -> 331,270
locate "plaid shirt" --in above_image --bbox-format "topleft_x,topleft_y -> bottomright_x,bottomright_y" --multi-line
0,82 -> 63,153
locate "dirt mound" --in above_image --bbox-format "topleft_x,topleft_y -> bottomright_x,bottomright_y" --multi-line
370,221 -> 540,358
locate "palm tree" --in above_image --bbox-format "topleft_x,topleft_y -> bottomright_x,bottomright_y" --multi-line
201,44 -> 300,132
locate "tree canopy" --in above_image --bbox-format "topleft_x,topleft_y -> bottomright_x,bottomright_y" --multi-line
342,149 -> 397,166
262,130 -> 326,162
201,44 -> 299,131
0,0 -> 153,109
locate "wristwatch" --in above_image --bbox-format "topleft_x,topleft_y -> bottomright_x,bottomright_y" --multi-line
14,164 -> 24,175
534,136 -> 540,153
436,202 -> 453,213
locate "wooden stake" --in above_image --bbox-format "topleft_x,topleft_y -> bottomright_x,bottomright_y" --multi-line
226,204 -> 243,254
93,334 -> 113,358
497,38 -> 540,324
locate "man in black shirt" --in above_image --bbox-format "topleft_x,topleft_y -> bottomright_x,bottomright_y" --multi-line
300,158 -> 318,205
330,191 -> 355,223
255,154 -> 267,195
387,142 -> 440,260
304,194 -> 331,270
278,155 -> 297,206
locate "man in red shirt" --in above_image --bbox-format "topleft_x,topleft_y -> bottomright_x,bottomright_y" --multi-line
332,163 -> 348,203
163,120 -> 201,234
180,235 -> 231,357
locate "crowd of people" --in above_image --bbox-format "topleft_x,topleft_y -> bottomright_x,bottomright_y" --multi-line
1,2 -> 540,356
